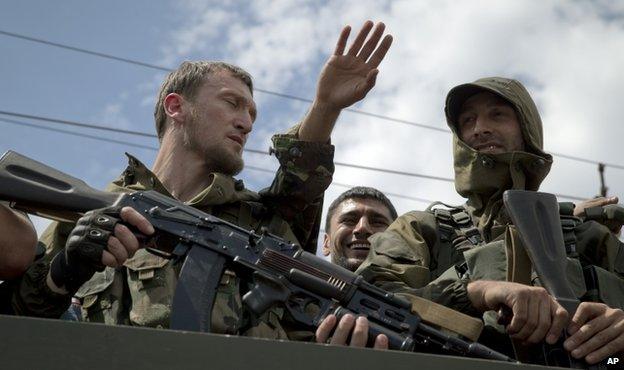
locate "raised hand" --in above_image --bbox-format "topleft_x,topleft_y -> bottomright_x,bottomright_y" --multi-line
315,20 -> 393,110
298,21 -> 393,143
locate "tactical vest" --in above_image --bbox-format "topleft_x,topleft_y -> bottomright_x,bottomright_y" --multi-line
426,202 -> 484,281
426,202 -> 624,309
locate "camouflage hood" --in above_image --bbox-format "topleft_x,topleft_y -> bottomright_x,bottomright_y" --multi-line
444,77 -> 553,230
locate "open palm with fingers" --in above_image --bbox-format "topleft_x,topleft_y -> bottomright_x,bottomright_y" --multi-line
316,20 -> 393,110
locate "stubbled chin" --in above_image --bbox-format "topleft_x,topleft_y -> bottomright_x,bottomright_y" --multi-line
479,147 -> 505,154
345,257 -> 365,272
350,249 -> 370,260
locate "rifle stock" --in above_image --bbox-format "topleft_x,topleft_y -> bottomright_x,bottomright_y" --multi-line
504,190 -> 599,369
503,190 -> 580,315
0,150 -> 119,222
0,150 -> 514,362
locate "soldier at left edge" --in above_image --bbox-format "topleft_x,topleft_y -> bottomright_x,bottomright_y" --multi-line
0,201 -> 38,313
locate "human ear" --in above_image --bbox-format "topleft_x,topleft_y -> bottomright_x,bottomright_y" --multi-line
322,233 -> 331,257
163,93 -> 186,124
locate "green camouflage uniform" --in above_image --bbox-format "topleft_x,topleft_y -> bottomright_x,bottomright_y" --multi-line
12,125 -> 334,339
357,77 -> 624,349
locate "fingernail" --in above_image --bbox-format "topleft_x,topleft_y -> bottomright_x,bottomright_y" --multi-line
571,349 -> 581,358
563,339 -> 574,350
546,334 -> 557,344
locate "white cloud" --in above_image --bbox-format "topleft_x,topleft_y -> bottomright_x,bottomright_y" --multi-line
158,0 -> 624,225
92,93 -> 134,131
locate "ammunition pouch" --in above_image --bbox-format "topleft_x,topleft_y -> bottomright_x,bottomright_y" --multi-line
125,249 -> 174,328
462,242 -> 509,335
74,267 -> 121,324
463,241 -> 507,281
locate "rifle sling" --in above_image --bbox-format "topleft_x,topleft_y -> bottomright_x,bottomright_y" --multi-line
404,294 -> 483,342
505,226 -> 532,286
505,225 -> 538,363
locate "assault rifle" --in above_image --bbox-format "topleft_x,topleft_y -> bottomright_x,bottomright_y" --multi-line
0,151 -> 513,362
504,190 -> 604,369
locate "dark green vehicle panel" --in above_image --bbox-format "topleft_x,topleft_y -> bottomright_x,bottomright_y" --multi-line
0,315 -> 557,370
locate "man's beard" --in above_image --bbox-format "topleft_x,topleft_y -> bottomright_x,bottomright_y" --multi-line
331,253 -> 361,272
183,116 -> 244,176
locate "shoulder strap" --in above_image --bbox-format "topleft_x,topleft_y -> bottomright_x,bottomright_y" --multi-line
431,204 -> 483,250
426,203 -> 484,279
557,202 -> 582,257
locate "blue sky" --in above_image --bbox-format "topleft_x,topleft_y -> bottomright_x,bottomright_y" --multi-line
2,1 -> 624,242
1,1 -> 172,178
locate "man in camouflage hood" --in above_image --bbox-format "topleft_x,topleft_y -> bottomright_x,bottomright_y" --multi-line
447,77 -> 551,231
357,77 -> 624,364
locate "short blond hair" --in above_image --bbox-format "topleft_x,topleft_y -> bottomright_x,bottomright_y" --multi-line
154,61 -> 253,140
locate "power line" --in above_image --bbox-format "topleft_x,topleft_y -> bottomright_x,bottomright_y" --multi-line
0,117 -> 159,151
548,151 -> 624,170
244,164 -> 436,204
0,110 -> 453,182
228,161 -> 587,203
0,29 -> 446,133
0,118 -> 438,204
331,182 -> 435,204
0,110 -> 156,138
333,161 -> 453,183
231,165 -> 586,203
4,29 -> 622,167
0,30 -> 173,73
0,114 -> 589,202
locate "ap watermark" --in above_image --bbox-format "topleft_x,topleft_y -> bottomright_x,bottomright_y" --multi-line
607,356 -> 623,369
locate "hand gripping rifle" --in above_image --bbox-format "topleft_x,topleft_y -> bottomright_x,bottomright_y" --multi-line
0,151 -> 514,362
504,190 -> 604,369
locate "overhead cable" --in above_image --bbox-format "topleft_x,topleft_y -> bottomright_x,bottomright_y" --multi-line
244,164 -> 436,204
0,30 -> 447,132
0,110 -> 453,182
0,117 -> 159,150
0,114 -> 588,202
3,29 -> 621,167
5,28 -> 622,166
0,110 -> 155,138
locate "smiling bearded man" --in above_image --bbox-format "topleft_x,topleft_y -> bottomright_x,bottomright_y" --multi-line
323,186 -> 397,271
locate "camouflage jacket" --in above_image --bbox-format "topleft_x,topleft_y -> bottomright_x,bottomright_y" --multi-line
357,77 -> 624,328
357,205 -> 624,311
12,127 -> 334,340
